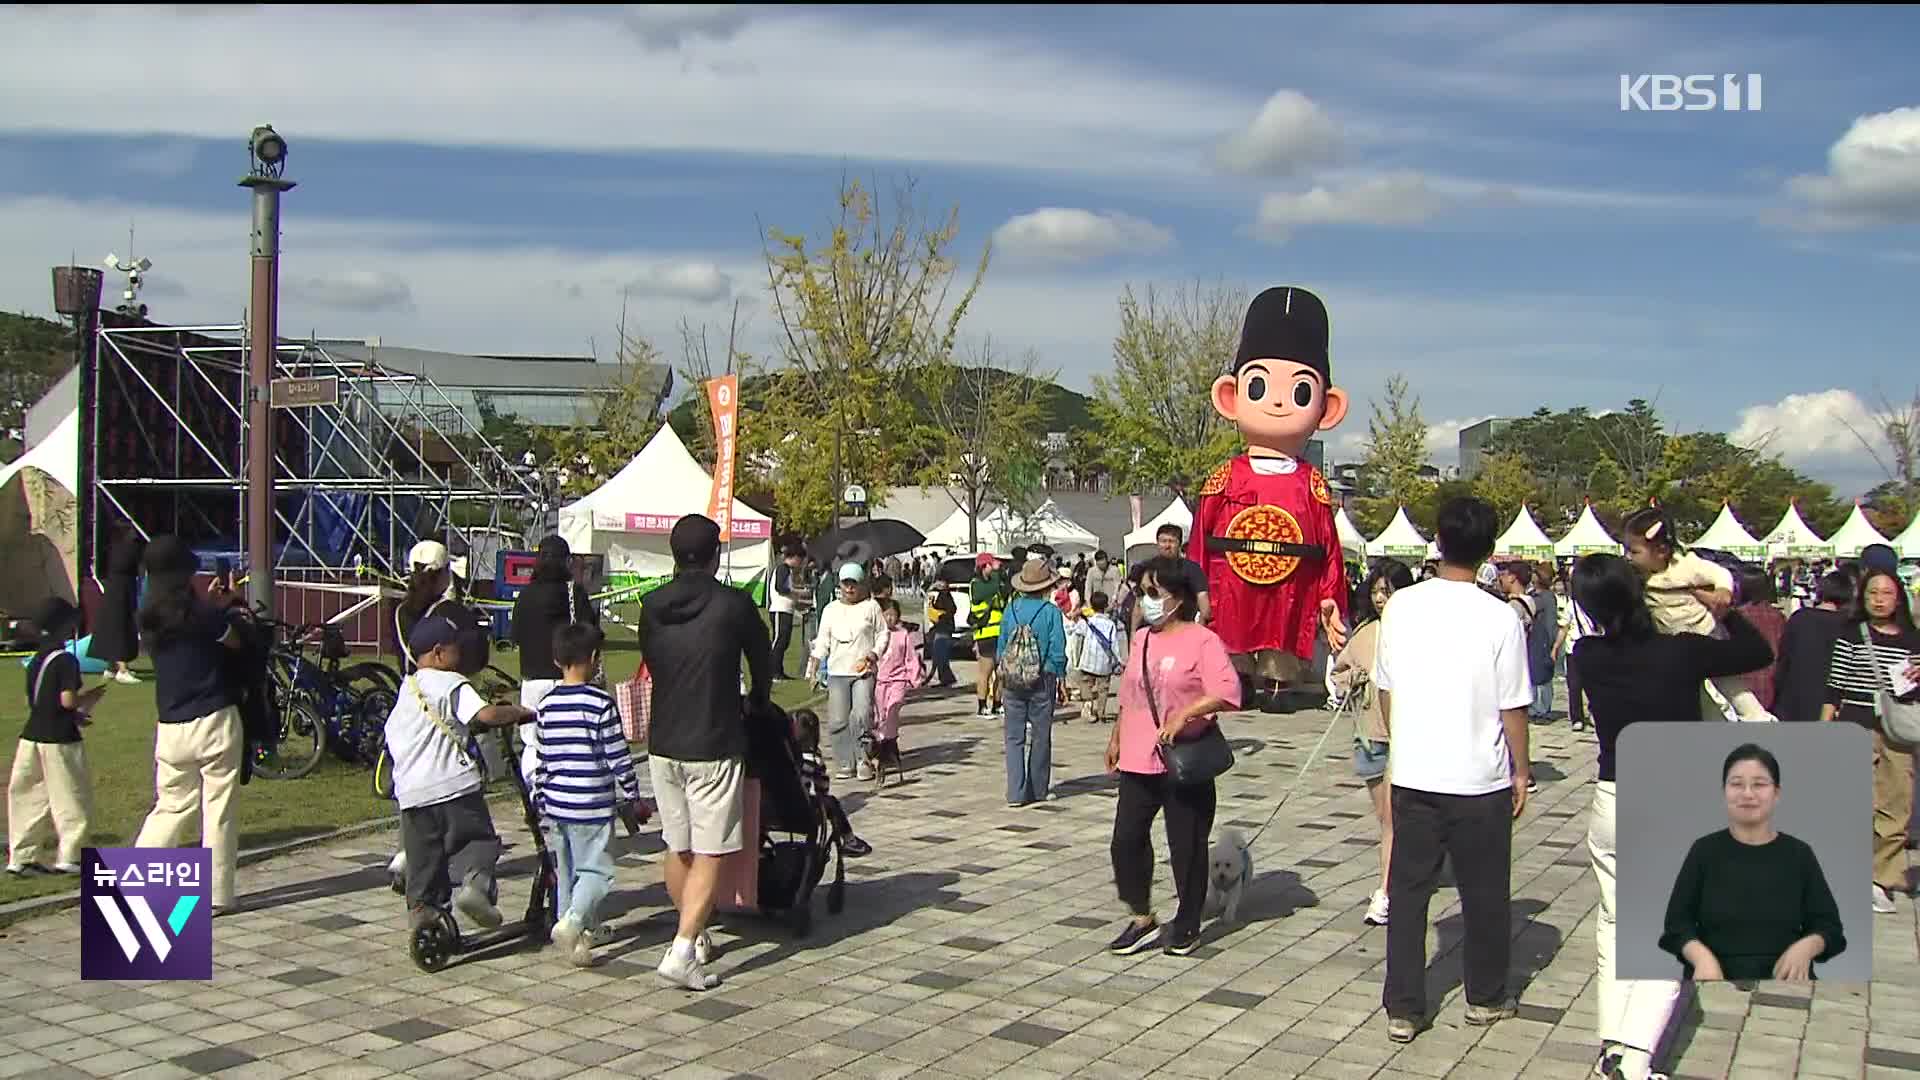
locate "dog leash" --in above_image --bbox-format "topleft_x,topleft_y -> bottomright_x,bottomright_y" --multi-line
1235,682 -> 1366,851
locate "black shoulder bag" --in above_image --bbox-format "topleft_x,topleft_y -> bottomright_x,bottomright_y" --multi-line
1141,630 -> 1234,785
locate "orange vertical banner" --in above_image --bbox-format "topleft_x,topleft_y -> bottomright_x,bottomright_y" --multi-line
705,375 -> 740,542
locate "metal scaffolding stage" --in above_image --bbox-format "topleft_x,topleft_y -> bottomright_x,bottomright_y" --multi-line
87,315 -> 540,591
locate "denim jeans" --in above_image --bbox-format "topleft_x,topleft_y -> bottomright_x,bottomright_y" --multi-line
1532,680 -> 1554,718
825,674 -> 875,772
1003,676 -> 1055,805
544,818 -> 615,930
929,632 -> 956,685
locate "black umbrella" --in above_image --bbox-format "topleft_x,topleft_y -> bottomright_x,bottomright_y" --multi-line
806,519 -> 926,565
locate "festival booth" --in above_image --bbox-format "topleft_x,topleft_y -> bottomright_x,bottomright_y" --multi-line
0,409 -> 100,670
1020,498 -> 1102,554
1124,498 -> 1194,557
1365,507 -> 1429,562
920,503 -> 1019,554
1691,503 -> 1767,563
1494,506 -> 1554,561
557,424 -> 772,586
1334,507 -> 1367,562
1894,512 -> 1920,561
1554,503 -> 1623,558
1764,503 -> 1832,563
1827,503 -> 1890,561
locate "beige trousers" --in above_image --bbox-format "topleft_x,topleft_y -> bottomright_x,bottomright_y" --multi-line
1589,781 -> 1684,1054
134,706 -> 242,906
1872,727 -> 1915,890
7,738 -> 94,866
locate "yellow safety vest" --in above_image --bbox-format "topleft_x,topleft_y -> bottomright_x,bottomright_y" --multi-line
970,588 -> 1006,641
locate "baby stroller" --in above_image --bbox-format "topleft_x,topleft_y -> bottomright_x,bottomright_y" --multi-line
748,701 -> 848,937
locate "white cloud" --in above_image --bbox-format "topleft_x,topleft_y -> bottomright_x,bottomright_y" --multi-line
1214,90 -> 1342,177
605,3 -> 750,49
1254,172 -> 1449,242
1424,416 -> 1498,463
0,7 -> 1252,180
1728,389 -> 1886,463
1786,106 -> 1920,227
990,209 -> 1173,264
621,262 -> 733,304
284,270 -> 414,312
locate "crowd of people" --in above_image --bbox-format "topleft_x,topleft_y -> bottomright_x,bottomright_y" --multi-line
7,499 -> 1920,1080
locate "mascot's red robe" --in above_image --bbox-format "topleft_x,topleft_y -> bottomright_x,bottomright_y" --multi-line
1189,455 -> 1346,663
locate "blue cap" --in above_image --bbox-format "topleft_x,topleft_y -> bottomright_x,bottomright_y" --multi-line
407,615 -> 461,659
1861,544 -> 1898,574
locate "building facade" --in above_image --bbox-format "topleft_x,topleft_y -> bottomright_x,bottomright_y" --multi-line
1458,418 -> 1513,479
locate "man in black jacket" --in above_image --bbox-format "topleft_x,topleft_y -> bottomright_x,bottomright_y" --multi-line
637,515 -> 773,991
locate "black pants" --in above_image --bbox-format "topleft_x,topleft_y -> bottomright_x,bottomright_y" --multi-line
771,611 -> 796,677
1384,785 -> 1512,1018
1565,656 -> 1586,727
929,631 -> 957,686
822,794 -> 858,842
400,791 -> 502,911
1111,771 -> 1216,934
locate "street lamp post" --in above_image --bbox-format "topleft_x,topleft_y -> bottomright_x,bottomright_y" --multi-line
239,125 -> 294,615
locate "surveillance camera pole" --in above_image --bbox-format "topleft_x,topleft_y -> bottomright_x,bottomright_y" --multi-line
240,145 -> 295,616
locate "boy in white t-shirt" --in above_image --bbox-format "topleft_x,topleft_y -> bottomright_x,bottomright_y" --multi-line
387,615 -> 535,933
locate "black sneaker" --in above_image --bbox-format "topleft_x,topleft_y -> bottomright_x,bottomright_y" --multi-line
1108,919 -> 1162,955
842,836 -> 873,858
1163,925 -> 1202,956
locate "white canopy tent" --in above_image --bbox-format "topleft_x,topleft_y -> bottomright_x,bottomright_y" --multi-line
1366,507 -> 1429,560
1124,498 -> 1194,555
1691,503 -> 1767,562
1495,506 -> 1554,560
1021,499 -> 1101,554
921,503 -> 1019,554
1764,503 -> 1831,562
0,408 -> 80,617
1554,503 -> 1622,558
1334,507 -> 1366,559
1827,503 -> 1890,560
1894,512 -> 1920,560
557,424 -> 772,581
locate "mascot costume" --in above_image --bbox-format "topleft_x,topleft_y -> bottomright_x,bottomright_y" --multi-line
1188,286 -> 1350,697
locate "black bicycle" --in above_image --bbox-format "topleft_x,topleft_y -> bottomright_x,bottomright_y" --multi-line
253,618 -> 402,781
372,664 -> 522,800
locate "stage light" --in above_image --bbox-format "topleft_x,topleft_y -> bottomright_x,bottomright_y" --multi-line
249,125 -> 288,177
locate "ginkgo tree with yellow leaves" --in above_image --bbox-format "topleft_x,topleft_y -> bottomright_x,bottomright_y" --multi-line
736,177 -> 990,536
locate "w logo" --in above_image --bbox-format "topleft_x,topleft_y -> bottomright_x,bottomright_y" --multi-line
80,848 -> 213,981
90,894 -> 200,962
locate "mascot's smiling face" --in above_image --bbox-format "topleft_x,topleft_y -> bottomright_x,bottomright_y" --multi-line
1211,359 -> 1348,458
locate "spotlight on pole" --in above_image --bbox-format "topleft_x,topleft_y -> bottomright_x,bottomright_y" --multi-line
249,124 -> 288,179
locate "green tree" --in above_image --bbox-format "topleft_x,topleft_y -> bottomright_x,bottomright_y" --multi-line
1842,387 -> 1919,515
1088,280 -> 1245,499
1472,451 -> 1541,518
914,340 -> 1051,550
1353,374 -> 1434,532
739,177 -> 988,535
1586,454 -> 1627,515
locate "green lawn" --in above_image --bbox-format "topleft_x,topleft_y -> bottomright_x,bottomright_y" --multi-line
0,608 -> 817,906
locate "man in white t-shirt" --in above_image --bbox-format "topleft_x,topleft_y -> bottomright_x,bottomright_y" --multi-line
1371,496 -> 1532,1044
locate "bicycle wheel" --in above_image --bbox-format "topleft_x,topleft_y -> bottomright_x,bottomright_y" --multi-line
341,661 -> 400,697
253,699 -> 327,780
355,687 -> 397,765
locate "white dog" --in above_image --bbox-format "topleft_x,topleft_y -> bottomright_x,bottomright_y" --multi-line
1205,828 -> 1255,923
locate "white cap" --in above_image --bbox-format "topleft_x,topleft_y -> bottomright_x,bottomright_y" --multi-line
408,540 -> 450,571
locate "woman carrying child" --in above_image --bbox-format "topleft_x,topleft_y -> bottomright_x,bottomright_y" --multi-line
1622,507 -> 1775,722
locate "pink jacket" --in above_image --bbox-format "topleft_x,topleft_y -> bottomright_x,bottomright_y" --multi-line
876,627 -> 923,686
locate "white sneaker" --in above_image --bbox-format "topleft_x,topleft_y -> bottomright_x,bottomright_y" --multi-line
453,883 -> 503,930
551,913 -> 584,952
1364,890 -> 1390,927
568,935 -> 595,968
834,769 -> 856,781
387,850 -> 407,876
695,931 -> 715,965
657,944 -> 720,991
51,862 -> 80,875
113,670 -> 140,685
856,761 -> 875,781
1873,884 -> 1897,914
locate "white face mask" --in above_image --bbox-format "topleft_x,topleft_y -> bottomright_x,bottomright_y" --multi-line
1138,595 -> 1172,625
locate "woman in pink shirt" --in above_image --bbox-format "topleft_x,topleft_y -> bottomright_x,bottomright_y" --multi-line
1104,556 -> 1242,958
873,599 -> 923,754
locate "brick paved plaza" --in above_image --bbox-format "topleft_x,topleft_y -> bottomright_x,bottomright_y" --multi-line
1,674 -> 1916,1080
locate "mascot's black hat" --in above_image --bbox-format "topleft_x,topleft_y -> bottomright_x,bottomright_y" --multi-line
1231,286 -> 1329,381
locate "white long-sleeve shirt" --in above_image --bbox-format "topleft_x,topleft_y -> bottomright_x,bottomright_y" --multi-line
810,598 -> 889,677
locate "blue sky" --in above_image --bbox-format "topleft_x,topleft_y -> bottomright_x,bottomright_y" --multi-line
2,4 -> 1916,497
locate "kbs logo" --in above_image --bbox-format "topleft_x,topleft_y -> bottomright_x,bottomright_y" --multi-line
1619,74 -> 1763,112
81,848 -> 212,980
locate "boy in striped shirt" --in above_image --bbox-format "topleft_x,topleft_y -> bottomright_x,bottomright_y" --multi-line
535,623 -> 642,967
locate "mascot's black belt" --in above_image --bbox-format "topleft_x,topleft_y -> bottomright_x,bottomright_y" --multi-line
1206,537 -> 1326,560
